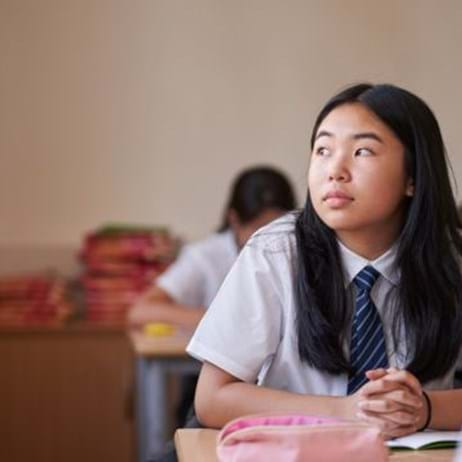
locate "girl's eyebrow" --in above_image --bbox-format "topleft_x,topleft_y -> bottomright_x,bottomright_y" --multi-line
315,130 -> 384,143
353,132 -> 384,143
315,130 -> 332,140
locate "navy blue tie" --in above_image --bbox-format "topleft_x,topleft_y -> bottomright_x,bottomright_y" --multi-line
347,266 -> 388,394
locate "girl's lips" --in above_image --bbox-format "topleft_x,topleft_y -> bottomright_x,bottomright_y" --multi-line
323,191 -> 354,207
323,190 -> 353,200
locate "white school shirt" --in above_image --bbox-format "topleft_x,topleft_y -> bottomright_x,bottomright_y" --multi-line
187,214 -> 457,395
156,230 -> 238,308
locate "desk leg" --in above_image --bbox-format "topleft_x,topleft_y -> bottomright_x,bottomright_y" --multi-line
136,357 -> 149,462
136,357 -> 168,462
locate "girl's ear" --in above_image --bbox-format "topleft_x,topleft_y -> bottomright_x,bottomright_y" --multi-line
405,178 -> 415,197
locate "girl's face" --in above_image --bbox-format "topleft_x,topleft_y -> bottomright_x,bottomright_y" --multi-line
308,103 -> 414,251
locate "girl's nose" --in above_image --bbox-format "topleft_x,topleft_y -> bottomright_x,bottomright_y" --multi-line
328,157 -> 351,182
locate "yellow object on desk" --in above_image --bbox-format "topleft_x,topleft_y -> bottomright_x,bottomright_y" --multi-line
144,322 -> 176,337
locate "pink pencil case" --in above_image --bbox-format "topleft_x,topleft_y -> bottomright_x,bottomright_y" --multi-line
216,413 -> 388,462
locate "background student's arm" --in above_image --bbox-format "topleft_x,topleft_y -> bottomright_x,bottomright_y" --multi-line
194,362 -> 421,438
127,286 -> 205,330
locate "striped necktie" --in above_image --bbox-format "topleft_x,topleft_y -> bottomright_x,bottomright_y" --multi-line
347,265 -> 388,394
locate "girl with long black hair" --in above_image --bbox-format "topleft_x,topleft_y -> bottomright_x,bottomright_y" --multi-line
187,83 -> 462,439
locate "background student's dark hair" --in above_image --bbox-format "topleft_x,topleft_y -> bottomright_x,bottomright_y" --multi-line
295,83 -> 462,383
218,166 -> 296,231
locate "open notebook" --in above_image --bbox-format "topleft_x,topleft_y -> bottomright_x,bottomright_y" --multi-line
455,440 -> 462,461
387,431 -> 461,450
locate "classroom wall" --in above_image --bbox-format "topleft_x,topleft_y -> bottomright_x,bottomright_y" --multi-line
1,0 -> 462,274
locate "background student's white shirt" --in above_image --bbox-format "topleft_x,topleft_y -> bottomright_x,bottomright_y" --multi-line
187,214 -> 457,396
156,230 -> 237,308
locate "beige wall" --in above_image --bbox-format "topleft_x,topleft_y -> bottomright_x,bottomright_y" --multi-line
1,0 -> 462,273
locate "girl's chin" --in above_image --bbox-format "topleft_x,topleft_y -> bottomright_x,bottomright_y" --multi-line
318,216 -> 365,234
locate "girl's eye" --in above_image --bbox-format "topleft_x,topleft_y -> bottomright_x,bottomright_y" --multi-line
315,146 -> 330,156
355,148 -> 373,156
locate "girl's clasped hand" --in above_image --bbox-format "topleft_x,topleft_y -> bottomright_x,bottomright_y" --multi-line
354,368 -> 426,439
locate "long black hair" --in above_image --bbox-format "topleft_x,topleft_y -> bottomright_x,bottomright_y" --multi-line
218,166 -> 296,231
295,83 -> 462,383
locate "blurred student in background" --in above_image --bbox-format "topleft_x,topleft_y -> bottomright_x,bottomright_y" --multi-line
128,165 -> 296,424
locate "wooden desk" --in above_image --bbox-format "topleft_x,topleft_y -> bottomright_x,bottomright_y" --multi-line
130,331 -> 200,462
175,429 -> 217,462
0,322 -> 134,462
174,429 -> 456,462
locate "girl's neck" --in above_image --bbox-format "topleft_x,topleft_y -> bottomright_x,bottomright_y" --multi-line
336,228 -> 399,261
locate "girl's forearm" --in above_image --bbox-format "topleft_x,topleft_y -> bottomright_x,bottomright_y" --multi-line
195,381 -> 354,429
427,389 -> 462,430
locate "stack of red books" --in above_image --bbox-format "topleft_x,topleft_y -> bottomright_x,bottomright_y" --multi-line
79,224 -> 178,324
0,273 -> 72,326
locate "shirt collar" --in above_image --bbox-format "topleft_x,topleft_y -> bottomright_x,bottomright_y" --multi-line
338,239 -> 401,287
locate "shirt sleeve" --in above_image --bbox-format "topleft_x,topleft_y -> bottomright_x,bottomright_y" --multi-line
186,241 -> 285,383
156,245 -> 206,307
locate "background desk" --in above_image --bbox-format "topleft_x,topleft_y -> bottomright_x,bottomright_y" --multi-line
0,322 -> 134,462
130,331 -> 200,462
174,429 -> 456,462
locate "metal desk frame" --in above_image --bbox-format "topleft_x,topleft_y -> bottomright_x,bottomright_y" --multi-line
135,346 -> 200,462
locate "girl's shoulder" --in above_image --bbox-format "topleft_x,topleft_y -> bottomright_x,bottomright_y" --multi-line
246,211 -> 298,254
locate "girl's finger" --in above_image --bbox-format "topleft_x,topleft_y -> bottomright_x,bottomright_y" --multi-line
381,370 -> 422,397
358,403 -> 419,426
386,367 -> 399,374
356,410 -> 418,436
361,388 -> 423,409
358,377 -> 404,397
358,397 -> 417,414
355,410 -> 399,432
383,388 -> 422,409
365,368 -> 421,397
365,368 -> 388,380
